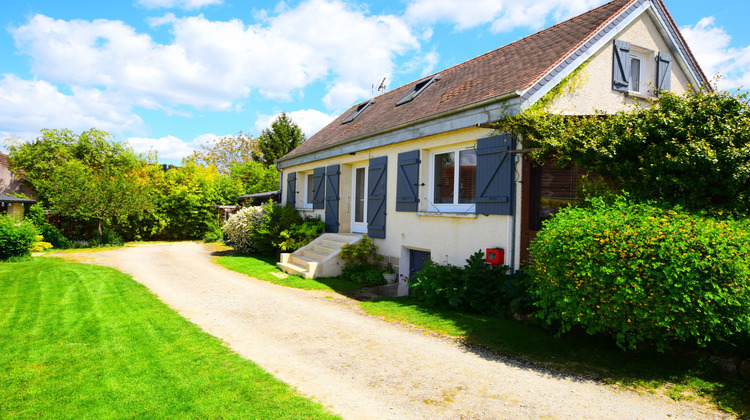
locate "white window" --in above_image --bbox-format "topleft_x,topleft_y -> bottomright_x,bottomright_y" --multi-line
629,51 -> 645,93
429,146 -> 477,212
303,173 -> 314,209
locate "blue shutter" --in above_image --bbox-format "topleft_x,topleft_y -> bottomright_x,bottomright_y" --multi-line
312,167 -> 325,209
475,135 -> 514,215
286,172 -> 296,207
612,40 -> 631,92
656,51 -> 672,94
324,164 -> 340,233
367,156 -> 387,238
396,150 -> 420,212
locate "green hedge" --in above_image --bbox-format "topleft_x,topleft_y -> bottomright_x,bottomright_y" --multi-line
527,197 -> 750,351
0,216 -> 38,261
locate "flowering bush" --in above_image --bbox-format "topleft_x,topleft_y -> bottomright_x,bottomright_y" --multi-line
222,205 -> 264,254
222,201 -> 318,255
528,196 -> 750,351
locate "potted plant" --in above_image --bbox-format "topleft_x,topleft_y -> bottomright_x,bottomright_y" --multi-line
382,264 -> 397,284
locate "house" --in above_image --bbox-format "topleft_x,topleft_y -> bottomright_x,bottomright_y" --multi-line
275,0 -> 708,292
0,152 -> 37,220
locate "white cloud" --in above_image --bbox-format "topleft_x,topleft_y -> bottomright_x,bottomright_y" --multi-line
405,0 -> 605,32
10,1 -> 420,113
254,109 -> 335,138
0,74 -> 143,141
135,0 -> 222,10
681,17 -> 750,90
125,133 -> 214,160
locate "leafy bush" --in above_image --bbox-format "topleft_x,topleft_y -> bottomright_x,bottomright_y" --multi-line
278,217 -> 325,251
203,219 -> 224,243
528,196 -> 750,351
338,235 -> 385,285
223,202 -> 306,255
38,224 -> 70,249
410,251 -> 529,315
0,216 -> 38,260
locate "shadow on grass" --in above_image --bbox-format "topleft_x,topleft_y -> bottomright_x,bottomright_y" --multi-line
363,297 -> 750,417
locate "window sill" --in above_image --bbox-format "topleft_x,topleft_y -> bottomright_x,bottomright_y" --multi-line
417,211 -> 477,219
625,91 -> 654,100
297,208 -> 316,213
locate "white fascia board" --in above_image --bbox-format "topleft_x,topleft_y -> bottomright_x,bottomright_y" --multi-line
645,4 -> 707,88
521,0 -> 650,109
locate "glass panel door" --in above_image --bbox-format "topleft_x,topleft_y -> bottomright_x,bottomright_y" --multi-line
351,166 -> 368,233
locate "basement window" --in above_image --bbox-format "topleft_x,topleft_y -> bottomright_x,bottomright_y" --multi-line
342,99 -> 375,124
395,74 -> 441,106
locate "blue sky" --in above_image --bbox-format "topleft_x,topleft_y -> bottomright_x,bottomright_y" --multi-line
1,0 -> 748,164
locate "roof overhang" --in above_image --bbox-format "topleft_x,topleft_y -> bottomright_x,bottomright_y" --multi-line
521,0 -> 708,109
277,90 -> 522,169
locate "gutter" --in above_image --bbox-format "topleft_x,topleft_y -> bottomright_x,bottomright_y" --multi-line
277,90 -> 522,165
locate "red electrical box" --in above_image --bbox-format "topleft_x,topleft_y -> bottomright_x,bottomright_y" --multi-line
485,248 -> 504,266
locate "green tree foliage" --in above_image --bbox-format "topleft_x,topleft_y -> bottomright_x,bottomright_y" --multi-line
528,196 -> 750,351
182,132 -> 260,175
7,129 -> 143,205
255,113 -> 305,167
8,129 -> 151,238
497,88 -> 750,215
229,161 -> 280,194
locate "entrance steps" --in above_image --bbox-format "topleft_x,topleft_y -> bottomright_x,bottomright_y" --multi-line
277,233 -> 363,279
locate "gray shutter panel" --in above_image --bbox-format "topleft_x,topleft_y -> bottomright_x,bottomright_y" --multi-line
324,164 -> 340,233
475,135 -> 515,215
396,150 -> 420,212
286,172 -> 296,207
312,167 -> 325,209
612,40 -> 631,92
656,51 -> 672,94
367,156 -> 387,239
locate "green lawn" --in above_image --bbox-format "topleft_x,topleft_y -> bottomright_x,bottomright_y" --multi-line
213,253 -> 362,295
0,257 -> 338,419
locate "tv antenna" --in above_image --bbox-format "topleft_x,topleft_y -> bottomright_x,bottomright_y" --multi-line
372,77 -> 387,95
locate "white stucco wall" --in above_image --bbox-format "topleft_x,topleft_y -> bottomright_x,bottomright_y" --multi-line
282,126 -> 524,280
548,12 -> 693,115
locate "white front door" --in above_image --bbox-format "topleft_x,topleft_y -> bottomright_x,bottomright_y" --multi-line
351,165 -> 368,233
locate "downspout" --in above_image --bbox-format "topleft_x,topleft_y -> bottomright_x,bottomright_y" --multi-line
275,161 -> 283,204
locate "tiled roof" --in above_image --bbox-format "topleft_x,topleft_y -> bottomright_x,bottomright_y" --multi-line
282,0 -> 635,160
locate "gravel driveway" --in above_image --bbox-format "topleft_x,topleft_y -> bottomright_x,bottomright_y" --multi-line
58,242 -> 731,419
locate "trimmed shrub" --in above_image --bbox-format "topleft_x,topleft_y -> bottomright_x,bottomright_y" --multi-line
528,196 -> 750,351
410,251 -> 529,315
0,216 -> 38,260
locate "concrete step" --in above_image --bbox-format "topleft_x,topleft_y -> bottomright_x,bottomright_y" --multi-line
276,261 -> 306,277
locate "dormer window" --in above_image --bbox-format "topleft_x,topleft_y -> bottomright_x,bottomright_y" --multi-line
342,99 -> 375,124
395,74 -> 441,106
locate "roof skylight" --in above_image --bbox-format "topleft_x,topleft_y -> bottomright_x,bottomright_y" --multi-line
342,99 -> 375,124
395,74 -> 441,106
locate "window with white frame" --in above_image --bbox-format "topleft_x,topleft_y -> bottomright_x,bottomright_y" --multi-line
429,146 -> 477,212
303,173 -> 314,209
629,51 -> 646,93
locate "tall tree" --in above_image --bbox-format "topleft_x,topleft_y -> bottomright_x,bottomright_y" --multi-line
255,113 -> 306,168
182,132 -> 260,175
